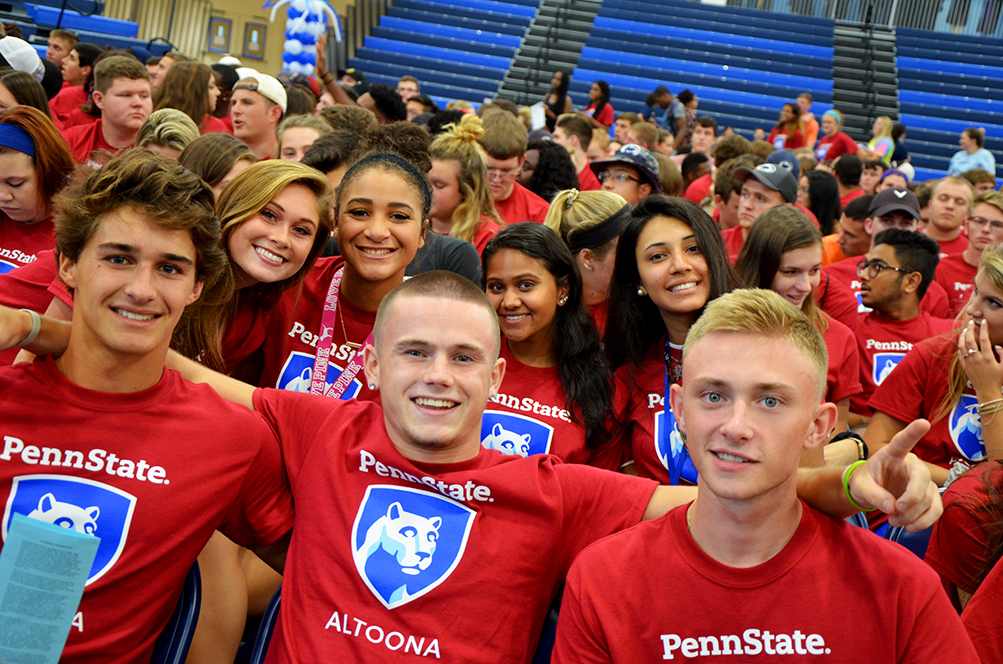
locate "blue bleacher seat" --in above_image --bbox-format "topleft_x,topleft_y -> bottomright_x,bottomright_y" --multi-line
150,563 -> 201,664
378,15 -> 520,48
393,0 -> 532,26
25,3 -> 138,37
385,6 -> 526,35
249,585 -> 282,664
408,0 -> 536,18
352,59 -> 500,95
356,49 -> 506,81
372,27 -> 516,58
362,36 -> 511,70
898,56 -> 1003,83
27,0 -> 104,15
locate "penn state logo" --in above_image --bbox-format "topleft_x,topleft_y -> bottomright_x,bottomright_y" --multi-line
654,406 -> 698,485
0,259 -> 16,274
950,395 -> 985,461
479,411 -> 553,457
352,485 -> 474,609
854,291 -> 872,313
275,351 -> 362,398
873,352 -> 905,385
2,475 -> 136,585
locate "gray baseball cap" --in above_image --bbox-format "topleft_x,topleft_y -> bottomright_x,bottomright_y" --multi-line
868,187 -> 921,219
734,163 -> 799,203
590,144 -> 663,193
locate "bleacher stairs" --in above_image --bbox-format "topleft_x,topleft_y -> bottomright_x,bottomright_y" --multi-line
830,21 -> 899,142
498,0 -> 602,107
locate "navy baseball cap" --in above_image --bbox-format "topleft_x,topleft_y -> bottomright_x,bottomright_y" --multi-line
590,144 -> 663,193
868,187 -> 921,219
765,149 -> 801,180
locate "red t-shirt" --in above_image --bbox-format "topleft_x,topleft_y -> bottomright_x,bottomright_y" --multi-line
815,130 -> 857,163
472,218 -> 502,256
616,338 -> 697,485
815,271 -> 859,332
851,310 -> 954,414
767,126 -> 805,150
869,335 -> 984,467
934,253 -> 978,316
587,300 -> 608,338
840,187 -> 865,209
721,225 -> 745,262
0,356 -> 293,664
220,297 -> 269,373
48,84 -> 87,126
494,182 -> 550,225
584,102 -> 614,127
926,462 -> 1003,600
61,107 -> 100,131
251,390 -> 657,663
577,164 -> 601,191
553,502 -> 978,663
823,255 -> 953,319
822,314 -> 862,404
684,172 -> 713,204
0,216 -> 55,274
258,256 -> 379,402
0,248 -> 61,365
483,343 -> 623,469
962,549 -> 1003,664
61,119 -> 130,167
794,201 -> 820,229
931,232 -> 970,258
203,114 -> 231,135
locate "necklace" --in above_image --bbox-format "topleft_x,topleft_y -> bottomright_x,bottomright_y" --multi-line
339,307 -> 362,351
686,503 -> 693,531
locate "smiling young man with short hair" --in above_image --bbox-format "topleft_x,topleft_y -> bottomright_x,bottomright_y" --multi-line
551,289 -> 976,664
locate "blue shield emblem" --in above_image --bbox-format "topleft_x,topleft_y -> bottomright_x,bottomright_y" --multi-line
0,259 -> 17,274
352,485 -> 475,609
854,290 -> 872,313
873,352 -> 905,385
275,351 -> 362,398
480,411 -> 553,457
950,395 -> 985,461
654,406 -> 698,485
2,475 -> 136,585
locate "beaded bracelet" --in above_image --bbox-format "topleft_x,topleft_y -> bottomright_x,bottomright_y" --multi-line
841,460 -> 876,512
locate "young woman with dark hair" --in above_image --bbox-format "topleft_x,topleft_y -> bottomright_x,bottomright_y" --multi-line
153,61 -> 227,134
797,169 -> 842,236
583,80 -> 613,130
543,70 -> 572,131
481,222 -> 619,466
605,195 -> 735,483
734,206 -> 861,461
518,139 -> 579,203
0,70 -> 52,119
767,102 -> 805,150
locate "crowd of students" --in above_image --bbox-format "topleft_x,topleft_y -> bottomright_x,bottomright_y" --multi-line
0,24 -> 1000,664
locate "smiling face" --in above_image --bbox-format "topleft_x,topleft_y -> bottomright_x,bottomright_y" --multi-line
670,331 -> 828,504
228,183 -> 320,289
93,77 -> 152,134
636,215 -> 711,335
428,159 -> 464,229
821,114 -> 837,137
966,269 -> 1003,348
771,245 -> 822,309
779,105 -> 794,123
337,167 -> 425,290
59,206 -> 202,362
484,248 -> 567,351
0,150 -> 46,223
365,294 -> 504,461
279,127 -> 322,162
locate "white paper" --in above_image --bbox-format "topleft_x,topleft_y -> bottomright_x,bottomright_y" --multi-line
0,514 -> 99,664
530,102 -> 546,130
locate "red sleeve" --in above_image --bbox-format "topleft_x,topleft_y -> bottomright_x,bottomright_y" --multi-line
926,466 -> 999,596
596,103 -> 614,127
815,273 -> 859,332
47,274 -> 73,308
962,556 -> 1003,664
838,132 -> 858,158
922,281 -> 952,318
473,220 -> 501,255
824,317 -> 862,404
253,388 -> 341,486
552,560 -> 615,664
867,340 -> 934,423
767,128 -> 778,144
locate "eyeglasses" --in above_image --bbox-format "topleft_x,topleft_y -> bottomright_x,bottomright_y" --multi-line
856,259 -> 912,279
486,166 -> 521,181
968,216 -> 1003,232
799,185 -> 810,194
598,171 -> 641,184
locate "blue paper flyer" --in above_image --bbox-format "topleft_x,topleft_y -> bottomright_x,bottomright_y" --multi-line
0,513 -> 100,664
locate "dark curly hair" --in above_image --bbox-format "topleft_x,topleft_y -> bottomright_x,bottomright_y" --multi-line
366,83 -> 407,123
524,139 -> 579,203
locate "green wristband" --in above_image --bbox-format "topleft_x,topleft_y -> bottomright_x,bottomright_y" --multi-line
842,460 -> 877,512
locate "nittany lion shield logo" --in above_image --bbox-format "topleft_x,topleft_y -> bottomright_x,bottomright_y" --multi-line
2,475 -> 136,585
950,394 -> 985,461
873,352 -> 905,386
275,351 -> 362,398
854,291 -> 872,313
655,406 -> 698,485
479,411 -> 554,458
352,485 -> 475,609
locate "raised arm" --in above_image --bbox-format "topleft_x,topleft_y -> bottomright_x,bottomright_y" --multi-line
960,319 -> 1003,463
314,33 -> 359,107
167,350 -> 256,410
0,305 -> 71,358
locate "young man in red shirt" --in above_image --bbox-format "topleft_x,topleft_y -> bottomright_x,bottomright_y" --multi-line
552,289 -> 976,664
927,176 -> 975,257
478,110 -> 550,224
553,113 -> 601,191
60,55 -> 152,168
49,42 -> 102,127
934,191 -> 1003,314
0,151 -> 292,664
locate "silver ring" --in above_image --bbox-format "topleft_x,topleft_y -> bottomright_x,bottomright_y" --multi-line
968,349 -> 977,356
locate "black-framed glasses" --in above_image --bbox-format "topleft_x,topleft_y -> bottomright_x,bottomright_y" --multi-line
856,259 -> 912,279
597,171 -> 641,184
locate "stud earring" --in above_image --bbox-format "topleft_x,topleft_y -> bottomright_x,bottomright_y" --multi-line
368,383 -> 376,390
558,296 -> 568,306
637,285 -> 648,297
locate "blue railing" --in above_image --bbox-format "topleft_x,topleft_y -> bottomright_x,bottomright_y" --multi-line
726,0 -> 1003,38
